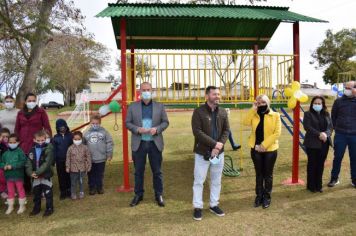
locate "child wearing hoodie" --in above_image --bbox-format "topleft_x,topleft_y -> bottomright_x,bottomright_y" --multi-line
0,134 -> 27,214
66,131 -> 91,200
0,128 -> 10,200
84,114 -> 113,195
53,119 -> 73,200
26,130 -> 54,217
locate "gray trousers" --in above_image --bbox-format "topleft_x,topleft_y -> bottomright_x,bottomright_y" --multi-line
70,172 -> 84,194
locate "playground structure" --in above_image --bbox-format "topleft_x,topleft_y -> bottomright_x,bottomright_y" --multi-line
95,3 -> 326,191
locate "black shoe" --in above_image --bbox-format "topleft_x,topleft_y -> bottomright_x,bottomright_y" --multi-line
59,193 -> 66,200
89,189 -> 96,195
352,179 -> 356,188
327,178 -> 339,187
254,196 -> 263,208
318,189 -> 323,193
130,195 -> 143,207
29,209 -> 41,216
307,188 -> 317,193
232,144 -> 241,151
97,188 -> 104,194
155,195 -> 165,207
262,198 -> 271,209
193,208 -> 202,221
43,209 -> 53,217
209,206 -> 225,217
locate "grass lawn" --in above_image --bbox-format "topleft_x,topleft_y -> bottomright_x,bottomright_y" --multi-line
0,109 -> 355,236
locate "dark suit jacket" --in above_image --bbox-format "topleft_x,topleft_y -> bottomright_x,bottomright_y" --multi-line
303,110 -> 333,149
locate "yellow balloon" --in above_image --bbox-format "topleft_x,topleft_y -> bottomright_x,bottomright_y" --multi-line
299,94 -> 309,103
288,97 -> 297,109
284,87 -> 293,97
291,81 -> 301,91
293,90 -> 303,99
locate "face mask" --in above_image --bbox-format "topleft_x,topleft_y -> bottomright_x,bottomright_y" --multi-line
8,143 -> 18,149
45,138 -> 51,144
344,89 -> 353,97
257,105 -> 268,113
313,104 -> 323,112
141,91 -> 152,100
35,142 -> 45,148
26,102 -> 37,109
73,140 -> 82,146
4,102 -> 14,110
92,124 -> 100,130
209,155 -> 220,165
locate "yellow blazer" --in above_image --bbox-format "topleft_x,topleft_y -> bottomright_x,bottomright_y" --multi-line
243,108 -> 282,151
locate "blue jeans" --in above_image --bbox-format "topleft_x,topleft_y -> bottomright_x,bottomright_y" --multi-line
331,133 -> 356,180
132,141 -> 163,197
88,162 -> 106,190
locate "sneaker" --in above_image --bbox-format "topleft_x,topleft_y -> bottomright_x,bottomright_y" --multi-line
29,209 -> 41,216
327,178 -> 339,187
193,208 -> 202,221
71,194 -> 77,200
79,192 -> 84,199
43,209 -> 53,217
209,206 -> 225,217
89,189 -> 96,195
97,188 -> 104,194
352,179 -> 356,188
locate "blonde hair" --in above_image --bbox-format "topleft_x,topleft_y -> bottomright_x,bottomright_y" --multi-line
256,94 -> 271,108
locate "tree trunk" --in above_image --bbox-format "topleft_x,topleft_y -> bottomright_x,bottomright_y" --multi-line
15,0 -> 58,108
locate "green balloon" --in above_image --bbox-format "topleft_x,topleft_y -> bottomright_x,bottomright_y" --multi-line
109,100 -> 121,113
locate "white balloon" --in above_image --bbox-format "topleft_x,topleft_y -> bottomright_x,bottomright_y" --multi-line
98,105 -> 110,116
293,90 -> 303,99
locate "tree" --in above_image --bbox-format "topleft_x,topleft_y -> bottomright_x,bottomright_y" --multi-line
39,34 -> 109,106
311,28 -> 356,84
0,0 -> 85,106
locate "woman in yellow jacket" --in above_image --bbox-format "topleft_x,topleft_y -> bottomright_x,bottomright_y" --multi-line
243,94 -> 281,209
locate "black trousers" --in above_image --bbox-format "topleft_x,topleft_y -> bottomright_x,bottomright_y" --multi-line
23,170 -> 32,193
251,149 -> 277,199
56,161 -> 71,196
33,184 -> 53,211
132,141 -> 163,197
88,162 -> 106,191
306,143 -> 329,191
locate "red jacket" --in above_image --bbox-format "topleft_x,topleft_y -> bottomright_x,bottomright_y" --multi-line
15,107 -> 52,154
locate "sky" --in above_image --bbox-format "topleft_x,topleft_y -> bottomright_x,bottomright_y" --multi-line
73,0 -> 356,89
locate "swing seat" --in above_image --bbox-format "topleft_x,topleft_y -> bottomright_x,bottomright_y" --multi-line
223,155 -> 240,177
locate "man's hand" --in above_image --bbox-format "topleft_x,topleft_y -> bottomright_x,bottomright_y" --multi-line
150,127 -> 157,136
215,142 -> 223,150
138,127 -> 149,134
211,148 -> 220,157
319,132 -> 327,142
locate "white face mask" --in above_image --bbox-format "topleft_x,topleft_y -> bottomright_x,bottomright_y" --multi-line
45,138 -> 51,144
8,143 -> 19,149
344,89 -> 353,97
209,155 -> 220,165
141,91 -> 152,100
4,102 -> 14,110
73,140 -> 82,146
26,102 -> 37,109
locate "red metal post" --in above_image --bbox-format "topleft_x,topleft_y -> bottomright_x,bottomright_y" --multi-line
117,17 -> 133,192
130,45 -> 135,101
253,45 -> 258,99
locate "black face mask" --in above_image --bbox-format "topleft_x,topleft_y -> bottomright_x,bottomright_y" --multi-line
257,105 -> 268,114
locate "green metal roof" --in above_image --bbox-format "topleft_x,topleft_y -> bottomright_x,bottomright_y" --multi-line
96,3 -> 327,50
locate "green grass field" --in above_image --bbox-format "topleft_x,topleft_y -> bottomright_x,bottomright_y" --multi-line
0,110 -> 355,236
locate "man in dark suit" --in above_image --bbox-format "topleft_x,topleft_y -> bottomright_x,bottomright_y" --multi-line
126,82 -> 169,207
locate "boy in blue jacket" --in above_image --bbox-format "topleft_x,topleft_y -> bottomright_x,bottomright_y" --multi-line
53,119 -> 73,200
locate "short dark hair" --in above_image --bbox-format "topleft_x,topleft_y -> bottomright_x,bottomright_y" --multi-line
205,86 -> 218,95
9,133 -> 19,142
34,130 -> 46,138
90,114 -> 101,122
4,95 -> 14,100
25,92 -> 36,101
0,128 -> 10,135
72,131 -> 83,139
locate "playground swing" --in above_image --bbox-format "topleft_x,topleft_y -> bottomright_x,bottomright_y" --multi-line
223,155 -> 240,177
108,101 -> 121,131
